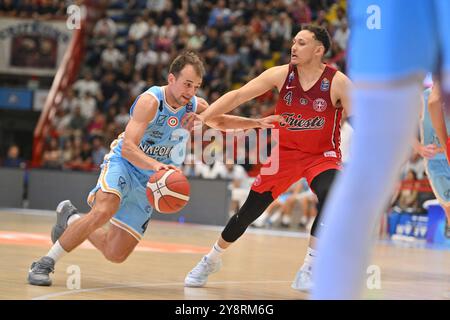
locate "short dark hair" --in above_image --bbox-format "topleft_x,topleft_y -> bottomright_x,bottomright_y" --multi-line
169,51 -> 205,78
301,24 -> 331,55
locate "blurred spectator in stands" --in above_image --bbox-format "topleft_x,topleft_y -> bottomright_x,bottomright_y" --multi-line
157,17 -> 178,51
333,18 -> 349,51
124,42 -> 138,68
100,72 -> 122,111
402,152 -> 426,180
101,41 -> 124,70
219,44 -> 240,69
117,61 -> 134,91
61,138 -> 73,165
146,0 -> 166,13
87,110 -> 106,137
208,0 -> 231,27
0,0 -> 16,16
135,40 -> 158,71
73,71 -> 101,100
128,15 -> 149,43
42,137 -> 62,169
79,91 -> 97,121
93,12 -> 118,43
395,170 -> 420,212
61,88 -> 79,112
69,105 -> 87,137
129,72 -> 147,99
3,144 -> 25,168
114,106 -> 130,130
52,107 -> 72,142
91,136 -> 107,168
178,14 -> 196,39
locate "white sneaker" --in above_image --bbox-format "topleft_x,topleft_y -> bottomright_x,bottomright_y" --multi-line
291,267 -> 314,292
184,256 -> 222,287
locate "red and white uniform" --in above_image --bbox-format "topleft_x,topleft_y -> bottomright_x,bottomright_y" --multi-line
252,64 -> 343,198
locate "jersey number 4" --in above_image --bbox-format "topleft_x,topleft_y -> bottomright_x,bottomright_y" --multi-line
283,91 -> 293,106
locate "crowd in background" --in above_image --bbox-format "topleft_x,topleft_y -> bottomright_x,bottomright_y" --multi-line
0,0 -> 433,228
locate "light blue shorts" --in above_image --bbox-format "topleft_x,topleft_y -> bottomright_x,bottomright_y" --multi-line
348,0 -> 450,82
426,159 -> 450,205
87,156 -> 154,241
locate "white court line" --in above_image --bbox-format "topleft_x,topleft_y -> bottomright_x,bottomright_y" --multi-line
32,280 -> 294,300
0,208 -> 310,239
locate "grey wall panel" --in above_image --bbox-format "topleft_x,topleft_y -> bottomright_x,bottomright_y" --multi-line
0,168 -> 24,208
28,169 -> 231,226
28,169 -> 99,212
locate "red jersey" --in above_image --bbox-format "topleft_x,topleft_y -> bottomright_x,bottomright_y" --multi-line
274,64 -> 342,158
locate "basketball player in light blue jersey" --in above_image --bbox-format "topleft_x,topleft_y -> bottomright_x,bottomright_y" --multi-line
28,51 -> 282,286
313,0 -> 450,299
416,85 -> 450,223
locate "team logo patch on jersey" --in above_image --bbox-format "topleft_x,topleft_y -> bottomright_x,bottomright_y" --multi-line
300,98 -> 308,105
186,102 -> 194,112
313,98 -> 327,112
156,115 -> 167,126
167,116 -> 179,127
320,78 -> 330,91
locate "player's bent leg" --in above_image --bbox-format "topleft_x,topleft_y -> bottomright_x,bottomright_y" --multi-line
28,190 -> 120,286
59,190 -> 120,252
101,223 -> 139,263
185,190 -> 274,287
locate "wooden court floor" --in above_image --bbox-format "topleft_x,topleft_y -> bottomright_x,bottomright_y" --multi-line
0,209 -> 448,300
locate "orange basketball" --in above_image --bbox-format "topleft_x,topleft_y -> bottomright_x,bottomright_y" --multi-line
146,169 -> 190,214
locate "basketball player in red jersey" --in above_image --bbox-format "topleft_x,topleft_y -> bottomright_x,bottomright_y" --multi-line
185,24 -> 352,291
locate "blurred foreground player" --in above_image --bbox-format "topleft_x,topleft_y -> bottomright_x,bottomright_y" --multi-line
313,0 -> 450,299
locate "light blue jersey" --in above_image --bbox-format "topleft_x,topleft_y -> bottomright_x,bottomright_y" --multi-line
349,0 -> 450,82
421,87 -> 450,204
87,86 -> 197,240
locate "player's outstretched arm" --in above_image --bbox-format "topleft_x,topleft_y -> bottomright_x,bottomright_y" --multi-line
121,94 -> 180,172
198,65 -> 287,122
195,97 -> 284,131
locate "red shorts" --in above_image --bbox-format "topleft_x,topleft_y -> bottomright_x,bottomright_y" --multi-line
251,148 -> 342,199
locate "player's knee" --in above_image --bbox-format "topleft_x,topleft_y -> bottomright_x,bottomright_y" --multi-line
103,247 -> 129,263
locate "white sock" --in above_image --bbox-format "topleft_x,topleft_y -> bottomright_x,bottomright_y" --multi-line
281,215 -> 291,225
300,215 -> 308,225
312,83 -> 422,299
268,210 -> 282,224
205,241 -> 224,262
67,214 -> 82,225
46,240 -> 67,262
302,247 -> 317,271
